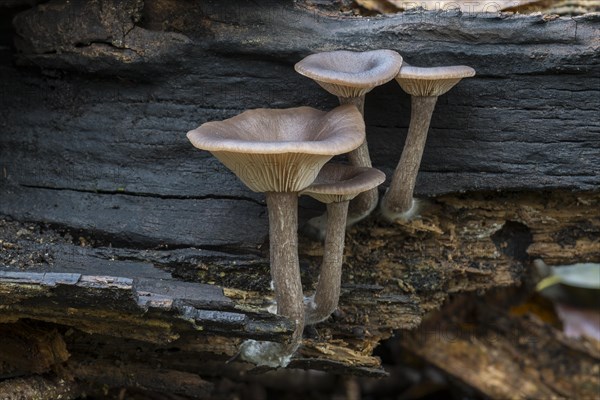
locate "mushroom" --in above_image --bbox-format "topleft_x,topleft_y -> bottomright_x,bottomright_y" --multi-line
186,105 -> 365,367
380,63 -> 475,221
295,50 -> 403,233
300,164 -> 385,324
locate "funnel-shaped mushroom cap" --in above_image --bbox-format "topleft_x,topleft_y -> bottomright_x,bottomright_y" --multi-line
301,164 -> 386,204
187,105 -> 365,193
396,64 -> 476,97
295,50 -> 403,98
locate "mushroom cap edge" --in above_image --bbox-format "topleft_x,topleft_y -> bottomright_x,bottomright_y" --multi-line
301,164 -> 386,203
186,104 -> 365,156
294,49 -> 404,96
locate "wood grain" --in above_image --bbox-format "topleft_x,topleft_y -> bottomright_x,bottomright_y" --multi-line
1,0 -> 598,248
0,0 -> 598,396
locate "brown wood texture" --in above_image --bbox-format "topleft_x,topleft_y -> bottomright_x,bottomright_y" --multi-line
1,191 -> 598,397
402,293 -> 600,399
0,0 -> 598,397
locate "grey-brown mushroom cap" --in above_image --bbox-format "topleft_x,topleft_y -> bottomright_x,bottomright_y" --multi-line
396,64 -> 476,97
187,105 -> 364,155
294,50 -> 403,98
300,164 -> 386,204
186,105 -> 366,193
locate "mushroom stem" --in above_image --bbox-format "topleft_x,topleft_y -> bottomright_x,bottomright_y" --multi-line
305,200 -> 349,325
265,191 -> 305,353
239,192 -> 305,367
338,96 -> 369,168
381,95 -> 438,218
338,96 -> 365,116
338,96 -> 378,223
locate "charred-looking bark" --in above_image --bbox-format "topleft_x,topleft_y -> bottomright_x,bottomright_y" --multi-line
0,0 -> 598,398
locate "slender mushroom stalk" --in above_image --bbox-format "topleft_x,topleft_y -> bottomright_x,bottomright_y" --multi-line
186,105 -> 365,367
381,63 -> 475,222
266,191 -> 303,345
308,200 -> 347,324
295,50 -> 402,235
300,164 -> 385,324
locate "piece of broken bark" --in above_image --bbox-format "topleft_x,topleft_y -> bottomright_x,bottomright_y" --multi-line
0,191 -> 597,391
402,291 -> 600,399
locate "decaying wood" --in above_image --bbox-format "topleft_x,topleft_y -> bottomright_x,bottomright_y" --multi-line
0,322 -> 69,376
1,0 -> 599,250
0,376 -> 81,400
402,293 -> 600,399
1,190 -> 598,396
0,0 -> 598,396
72,360 -> 215,398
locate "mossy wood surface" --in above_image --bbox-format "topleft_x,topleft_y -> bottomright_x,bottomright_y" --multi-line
0,0 -> 599,397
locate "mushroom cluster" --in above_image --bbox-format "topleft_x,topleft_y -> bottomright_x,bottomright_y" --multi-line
187,105 -> 383,367
295,50 -> 403,237
186,49 -> 475,368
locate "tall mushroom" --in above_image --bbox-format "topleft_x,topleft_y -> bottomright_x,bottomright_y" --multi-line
380,63 -> 475,221
186,105 -> 365,367
300,164 -> 385,324
295,50 -> 403,233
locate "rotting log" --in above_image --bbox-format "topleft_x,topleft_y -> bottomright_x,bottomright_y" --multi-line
0,376 -> 82,400
0,0 -> 598,250
401,292 -> 600,399
1,191 -> 599,396
0,0 -> 599,397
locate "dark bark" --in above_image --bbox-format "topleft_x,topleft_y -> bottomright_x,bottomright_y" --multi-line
1,0 -> 598,248
0,0 -> 598,396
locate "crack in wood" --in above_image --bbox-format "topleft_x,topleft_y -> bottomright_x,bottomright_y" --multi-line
19,183 -> 266,207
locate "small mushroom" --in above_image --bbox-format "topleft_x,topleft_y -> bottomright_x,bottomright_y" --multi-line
380,63 -> 475,221
300,164 -> 385,324
295,50 -> 403,232
187,105 -> 365,367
